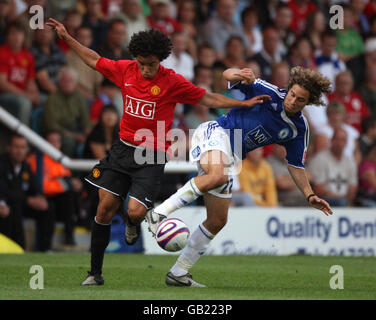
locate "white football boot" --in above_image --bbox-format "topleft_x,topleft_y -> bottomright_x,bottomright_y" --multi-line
165,272 -> 207,288
145,209 -> 166,237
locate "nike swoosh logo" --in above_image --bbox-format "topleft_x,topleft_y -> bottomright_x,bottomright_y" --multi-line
150,213 -> 158,224
124,83 -> 133,86
168,275 -> 191,286
145,197 -> 152,202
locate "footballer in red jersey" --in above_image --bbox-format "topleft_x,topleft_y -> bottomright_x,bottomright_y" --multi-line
47,18 -> 270,286
95,56 -> 206,153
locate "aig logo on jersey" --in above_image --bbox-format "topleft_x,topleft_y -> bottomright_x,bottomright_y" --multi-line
125,95 -> 156,120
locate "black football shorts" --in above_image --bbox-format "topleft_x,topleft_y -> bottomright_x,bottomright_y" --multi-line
85,139 -> 166,209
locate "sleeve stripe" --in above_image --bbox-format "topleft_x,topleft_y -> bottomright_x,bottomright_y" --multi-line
228,81 -> 240,90
255,79 -> 286,99
302,115 -> 310,164
283,115 -> 309,168
302,115 -> 310,151
287,163 -> 305,169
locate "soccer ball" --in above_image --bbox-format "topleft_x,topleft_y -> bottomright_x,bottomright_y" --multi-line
156,218 -> 190,252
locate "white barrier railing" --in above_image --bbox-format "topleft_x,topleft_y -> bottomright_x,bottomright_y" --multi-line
0,106 -> 197,173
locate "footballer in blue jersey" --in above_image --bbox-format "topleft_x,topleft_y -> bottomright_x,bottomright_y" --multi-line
216,77 -> 310,169
147,66 -> 333,287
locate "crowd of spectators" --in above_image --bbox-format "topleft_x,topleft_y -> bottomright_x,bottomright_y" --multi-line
1,0 -> 376,251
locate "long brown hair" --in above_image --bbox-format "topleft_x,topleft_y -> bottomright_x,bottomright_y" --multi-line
287,66 -> 331,106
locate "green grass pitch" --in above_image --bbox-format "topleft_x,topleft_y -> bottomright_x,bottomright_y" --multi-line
0,253 -> 375,300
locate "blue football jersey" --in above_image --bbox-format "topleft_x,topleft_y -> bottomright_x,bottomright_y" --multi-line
216,78 -> 310,168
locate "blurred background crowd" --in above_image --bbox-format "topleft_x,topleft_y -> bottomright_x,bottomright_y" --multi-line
1,0 -> 376,251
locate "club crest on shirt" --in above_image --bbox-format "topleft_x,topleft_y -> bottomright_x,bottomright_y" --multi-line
22,171 -> 29,180
150,85 -> 161,95
278,128 -> 289,140
92,168 -> 101,178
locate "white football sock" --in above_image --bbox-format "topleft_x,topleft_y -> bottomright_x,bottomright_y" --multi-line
154,178 -> 203,217
170,223 -> 214,277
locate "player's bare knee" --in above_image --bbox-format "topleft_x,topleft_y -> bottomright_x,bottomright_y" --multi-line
128,202 -> 146,223
96,204 -> 114,224
96,190 -> 121,224
208,173 -> 227,189
217,174 -> 228,187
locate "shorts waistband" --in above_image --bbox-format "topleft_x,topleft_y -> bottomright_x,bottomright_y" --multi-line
119,138 -> 168,161
120,138 -> 145,150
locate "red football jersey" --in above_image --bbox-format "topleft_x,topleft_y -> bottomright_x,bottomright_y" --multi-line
146,16 -> 182,36
327,92 -> 370,133
96,57 -> 206,152
288,0 -> 317,36
0,44 -> 35,90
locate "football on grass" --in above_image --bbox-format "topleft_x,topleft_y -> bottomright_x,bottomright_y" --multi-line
156,218 -> 190,252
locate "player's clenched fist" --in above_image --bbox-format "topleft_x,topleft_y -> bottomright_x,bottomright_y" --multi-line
234,68 -> 255,84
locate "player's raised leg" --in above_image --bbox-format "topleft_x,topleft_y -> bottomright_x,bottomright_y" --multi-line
81,188 -> 121,286
166,192 -> 231,287
164,148 -> 232,287
146,149 -> 229,235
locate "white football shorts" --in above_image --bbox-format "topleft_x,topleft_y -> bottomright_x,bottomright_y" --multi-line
189,121 -> 240,198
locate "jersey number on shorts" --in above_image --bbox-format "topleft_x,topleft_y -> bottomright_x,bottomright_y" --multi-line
220,178 -> 233,194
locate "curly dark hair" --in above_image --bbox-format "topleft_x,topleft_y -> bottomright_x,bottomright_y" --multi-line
128,29 -> 172,61
287,66 -> 332,106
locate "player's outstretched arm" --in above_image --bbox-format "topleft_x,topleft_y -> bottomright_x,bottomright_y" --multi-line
223,68 -> 255,84
200,92 -> 271,109
287,165 -> 333,216
46,18 -> 100,70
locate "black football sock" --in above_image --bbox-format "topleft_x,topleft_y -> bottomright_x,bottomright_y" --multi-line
90,218 -> 111,275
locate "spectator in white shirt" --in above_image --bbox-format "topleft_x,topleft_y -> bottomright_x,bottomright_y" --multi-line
161,31 -> 194,81
309,127 -> 358,207
200,0 -> 245,60
314,100 -> 361,163
112,0 -> 149,46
